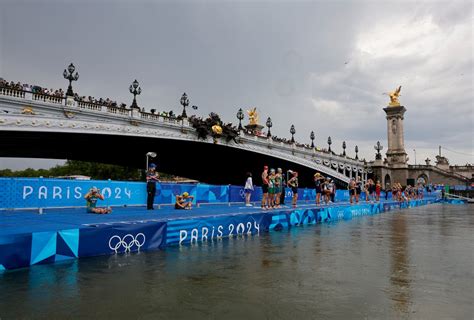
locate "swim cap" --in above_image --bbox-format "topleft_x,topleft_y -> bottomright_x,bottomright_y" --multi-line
149,163 -> 157,168
183,192 -> 189,197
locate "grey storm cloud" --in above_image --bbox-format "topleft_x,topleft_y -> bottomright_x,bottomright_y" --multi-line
0,0 -> 472,170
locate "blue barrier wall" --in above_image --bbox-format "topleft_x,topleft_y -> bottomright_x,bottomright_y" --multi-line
0,178 -> 146,209
0,177 -> 437,209
0,198 -> 438,270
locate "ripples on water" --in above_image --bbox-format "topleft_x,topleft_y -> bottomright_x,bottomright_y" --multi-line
1,204 -> 473,319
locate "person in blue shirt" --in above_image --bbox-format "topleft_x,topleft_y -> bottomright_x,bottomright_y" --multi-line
146,163 -> 160,210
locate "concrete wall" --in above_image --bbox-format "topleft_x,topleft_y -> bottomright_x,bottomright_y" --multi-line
407,168 -> 468,186
371,165 -> 468,187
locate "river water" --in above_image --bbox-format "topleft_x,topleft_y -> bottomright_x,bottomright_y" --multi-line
1,204 -> 473,319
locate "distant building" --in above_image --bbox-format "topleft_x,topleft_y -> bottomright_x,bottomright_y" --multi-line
56,175 -> 91,180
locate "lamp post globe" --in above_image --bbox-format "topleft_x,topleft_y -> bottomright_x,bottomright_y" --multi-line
145,152 -> 157,171
266,117 -> 273,138
290,125 -> 296,143
68,63 -> 75,74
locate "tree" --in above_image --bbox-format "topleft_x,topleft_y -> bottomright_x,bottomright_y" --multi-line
0,160 -> 142,180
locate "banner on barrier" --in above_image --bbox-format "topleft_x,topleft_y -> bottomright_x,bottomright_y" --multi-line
79,221 -> 166,257
0,178 -> 146,209
166,213 -> 272,245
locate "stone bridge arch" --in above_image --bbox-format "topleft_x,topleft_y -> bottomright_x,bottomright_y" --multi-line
416,173 -> 429,185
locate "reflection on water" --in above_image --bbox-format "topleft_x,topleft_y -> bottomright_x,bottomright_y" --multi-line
1,204 -> 473,319
389,213 -> 411,315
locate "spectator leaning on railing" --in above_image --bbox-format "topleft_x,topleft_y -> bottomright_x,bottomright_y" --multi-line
0,77 -> 65,97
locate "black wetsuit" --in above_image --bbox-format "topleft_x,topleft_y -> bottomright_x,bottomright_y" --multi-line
146,171 -> 158,210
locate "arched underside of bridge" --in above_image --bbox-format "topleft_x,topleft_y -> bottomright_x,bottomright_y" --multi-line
0,131 -> 348,187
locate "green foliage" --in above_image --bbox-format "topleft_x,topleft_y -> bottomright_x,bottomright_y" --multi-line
0,160 -> 142,181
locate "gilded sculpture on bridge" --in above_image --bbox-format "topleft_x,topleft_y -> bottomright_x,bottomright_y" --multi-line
385,85 -> 402,107
21,106 -> 35,115
247,107 -> 259,125
211,124 -> 223,135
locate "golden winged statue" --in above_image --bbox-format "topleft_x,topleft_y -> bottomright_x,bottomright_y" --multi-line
247,107 -> 259,125
385,85 -> 402,107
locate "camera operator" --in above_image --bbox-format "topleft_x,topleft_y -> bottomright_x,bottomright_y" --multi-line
84,187 -> 111,214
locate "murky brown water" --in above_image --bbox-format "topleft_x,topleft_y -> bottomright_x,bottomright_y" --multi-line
1,204 -> 473,319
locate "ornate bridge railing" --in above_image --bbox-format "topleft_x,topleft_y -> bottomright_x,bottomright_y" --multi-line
0,87 -> 26,99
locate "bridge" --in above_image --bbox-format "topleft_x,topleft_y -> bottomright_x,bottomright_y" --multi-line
0,85 -> 367,187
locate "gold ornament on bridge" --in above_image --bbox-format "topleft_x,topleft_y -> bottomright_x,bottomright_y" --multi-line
247,107 -> 259,126
385,85 -> 402,107
63,111 -> 75,119
211,124 -> 223,135
21,106 -> 35,115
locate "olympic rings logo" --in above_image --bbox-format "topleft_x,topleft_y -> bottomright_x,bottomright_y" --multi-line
108,233 -> 146,253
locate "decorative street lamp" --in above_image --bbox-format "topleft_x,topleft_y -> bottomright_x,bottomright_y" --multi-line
290,125 -> 296,143
266,117 -> 273,138
236,108 -> 244,131
129,79 -> 142,109
310,131 -> 315,148
145,152 -> 157,171
327,136 -> 332,153
342,141 -> 346,156
374,141 -> 383,160
63,63 -> 79,97
355,145 -> 359,160
180,92 -> 189,118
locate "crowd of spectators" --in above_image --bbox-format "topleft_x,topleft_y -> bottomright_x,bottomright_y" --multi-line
1,77 -> 129,108
235,129 -> 343,155
73,93 -> 126,108
0,78 -> 64,97
0,77 -> 188,117
266,134 -> 332,154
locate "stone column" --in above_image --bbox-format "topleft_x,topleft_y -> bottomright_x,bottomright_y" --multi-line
383,105 -> 408,169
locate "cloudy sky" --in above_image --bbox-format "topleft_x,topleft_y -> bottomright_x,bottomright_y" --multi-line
0,0 -> 472,170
